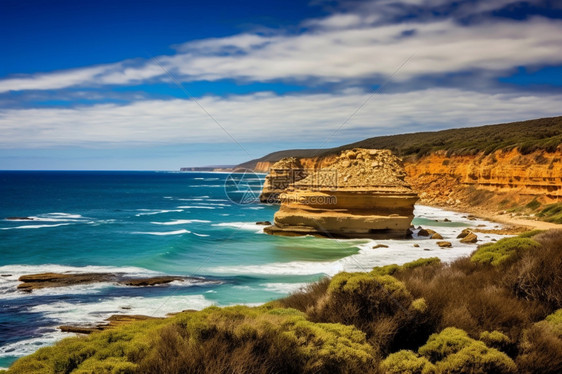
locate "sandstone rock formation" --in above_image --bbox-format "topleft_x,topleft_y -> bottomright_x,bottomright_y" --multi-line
260,157 -> 307,203
263,149 -> 419,239
252,148 -> 562,217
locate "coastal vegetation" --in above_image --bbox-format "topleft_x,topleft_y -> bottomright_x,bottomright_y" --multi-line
238,116 -> 562,168
5,229 -> 562,373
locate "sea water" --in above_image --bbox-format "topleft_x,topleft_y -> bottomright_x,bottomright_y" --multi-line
0,171 -> 507,368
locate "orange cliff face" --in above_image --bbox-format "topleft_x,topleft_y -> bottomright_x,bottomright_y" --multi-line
404,148 -> 562,208
253,147 -> 562,212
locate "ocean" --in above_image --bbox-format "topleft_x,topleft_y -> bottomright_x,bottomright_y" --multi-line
0,171 -> 507,368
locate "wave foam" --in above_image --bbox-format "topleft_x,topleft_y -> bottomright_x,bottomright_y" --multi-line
176,205 -> 217,210
135,209 -> 184,216
1,223 -> 73,230
150,219 -> 211,226
132,229 -> 190,236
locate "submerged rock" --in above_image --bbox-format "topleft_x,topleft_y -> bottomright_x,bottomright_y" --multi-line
118,276 -> 183,287
255,221 -> 272,226
17,272 -> 115,292
17,273 -> 197,292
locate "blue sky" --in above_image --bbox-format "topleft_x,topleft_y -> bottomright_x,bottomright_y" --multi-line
1,0 -> 562,170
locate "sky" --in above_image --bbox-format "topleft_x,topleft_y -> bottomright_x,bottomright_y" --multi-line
1,0 -> 562,170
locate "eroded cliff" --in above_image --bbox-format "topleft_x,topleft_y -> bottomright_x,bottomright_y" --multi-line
257,147 -> 562,216
263,149 -> 419,239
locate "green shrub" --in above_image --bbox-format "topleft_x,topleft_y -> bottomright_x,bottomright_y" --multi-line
471,237 -> 541,266
418,327 -> 473,362
402,257 -> 441,270
537,203 -> 562,223
371,264 -> 401,276
437,341 -> 517,373
9,306 -> 377,374
380,350 -> 436,374
545,309 -> 562,336
479,331 -> 513,354
524,198 -> 541,211
517,309 -> 562,373
517,229 -> 544,238
411,298 -> 428,313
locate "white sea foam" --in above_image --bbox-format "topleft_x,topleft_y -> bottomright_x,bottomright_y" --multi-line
208,205 -> 507,277
176,205 -> 218,209
30,295 -> 213,323
0,295 -> 214,360
135,209 -> 184,216
150,219 -> 211,225
132,229 -> 190,236
192,232 -> 210,237
1,223 -> 73,230
210,261 -> 345,276
0,330 -> 72,362
194,202 -> 231,207
211,222 -> 265,233
262,282 -> 309,294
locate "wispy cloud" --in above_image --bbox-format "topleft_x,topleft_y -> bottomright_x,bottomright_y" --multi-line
1,88 -> 560,148
1,2 -> 561,92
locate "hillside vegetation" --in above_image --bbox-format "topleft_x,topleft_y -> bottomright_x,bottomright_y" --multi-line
238,116 -> 562,169
5,230 -> 562,373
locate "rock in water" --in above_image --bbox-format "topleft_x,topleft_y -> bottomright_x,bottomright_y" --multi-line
263,149 -> 419,239
417,229 -> 430,237
460,232 -> 478,243
437,241 -> 452,248
372,244 -> 389,249
457,228 -> 471,239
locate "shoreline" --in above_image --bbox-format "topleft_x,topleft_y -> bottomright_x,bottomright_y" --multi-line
419,201 -> 561,232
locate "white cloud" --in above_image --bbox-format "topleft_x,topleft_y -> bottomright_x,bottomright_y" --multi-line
0,11 -> 561,92
1,88 -> 560,148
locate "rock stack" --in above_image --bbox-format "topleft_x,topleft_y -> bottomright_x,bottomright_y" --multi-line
263,149 -> 419,239
259,157 -> 307,203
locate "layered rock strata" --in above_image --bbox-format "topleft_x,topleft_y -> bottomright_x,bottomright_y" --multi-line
254,148 -> 562,212
260,157 -> 307,203
263,149 -> 419,239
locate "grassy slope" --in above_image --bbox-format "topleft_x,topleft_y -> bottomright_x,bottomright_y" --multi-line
6,230 -> 562,373
238,116 -> 562,169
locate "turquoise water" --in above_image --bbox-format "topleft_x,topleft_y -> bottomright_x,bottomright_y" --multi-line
0,171 -> 506,368
0,171 -> 363,367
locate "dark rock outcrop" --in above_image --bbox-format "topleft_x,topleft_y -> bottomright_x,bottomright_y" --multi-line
60,315 -> 161,334
17,273 -> 198,292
